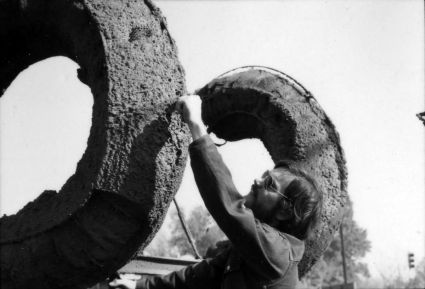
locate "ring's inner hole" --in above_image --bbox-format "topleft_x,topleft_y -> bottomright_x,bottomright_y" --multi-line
0,56 -> 93,215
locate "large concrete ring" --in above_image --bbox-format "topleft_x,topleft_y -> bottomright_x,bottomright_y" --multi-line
0,1 -> 189,288
197,66 -> 348,277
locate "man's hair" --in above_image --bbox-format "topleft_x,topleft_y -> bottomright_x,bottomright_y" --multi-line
272,160 -> 323,240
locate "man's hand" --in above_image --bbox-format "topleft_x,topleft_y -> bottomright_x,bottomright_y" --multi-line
108,275 -> 136,289
176,94 -> 207,141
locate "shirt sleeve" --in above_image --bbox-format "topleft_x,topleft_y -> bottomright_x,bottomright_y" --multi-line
189,135 -> 288,280
135,256 -> 226,289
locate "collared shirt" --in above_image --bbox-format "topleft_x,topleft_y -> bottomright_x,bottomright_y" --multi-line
137,135 -> 304,289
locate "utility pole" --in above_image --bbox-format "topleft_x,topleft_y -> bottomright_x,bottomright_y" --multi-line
323,221 -> 355,289
339,222 -> 348,284
173,199 -> 201,259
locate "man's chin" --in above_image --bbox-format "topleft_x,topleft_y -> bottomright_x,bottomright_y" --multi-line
244,191 -> 255,209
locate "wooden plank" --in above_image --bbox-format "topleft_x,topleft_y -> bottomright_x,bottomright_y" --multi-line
118,256 -> 199,276
322,282 -> 355,289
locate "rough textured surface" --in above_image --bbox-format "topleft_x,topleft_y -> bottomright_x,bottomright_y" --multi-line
197,67 -> 348,278
0,1 -> 347,286
0,0 -> 189,288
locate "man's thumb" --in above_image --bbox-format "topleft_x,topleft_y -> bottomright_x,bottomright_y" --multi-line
109,279 -> 120,286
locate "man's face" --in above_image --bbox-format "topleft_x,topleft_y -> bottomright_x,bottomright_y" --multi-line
244,168 -> 296,222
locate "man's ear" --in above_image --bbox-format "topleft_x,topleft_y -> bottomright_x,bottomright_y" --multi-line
274,207 -> 292,222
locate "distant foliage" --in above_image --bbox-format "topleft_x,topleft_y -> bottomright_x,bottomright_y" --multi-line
144,205 -> 225,258
300,199 -> 371,288
168,205 -> 226,258
380,257 -> 425,289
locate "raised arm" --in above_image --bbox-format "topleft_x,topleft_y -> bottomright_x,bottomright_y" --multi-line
176,95 -> 285,280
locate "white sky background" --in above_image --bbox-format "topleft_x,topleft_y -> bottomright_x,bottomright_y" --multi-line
0,0 -> 424,284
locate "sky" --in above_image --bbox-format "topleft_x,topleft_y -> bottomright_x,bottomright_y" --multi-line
0,0 -> 424,285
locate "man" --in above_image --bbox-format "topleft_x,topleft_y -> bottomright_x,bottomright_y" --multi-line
110,94 -> 322,289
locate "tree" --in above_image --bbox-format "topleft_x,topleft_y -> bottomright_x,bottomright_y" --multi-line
300,199 -> 371,288
381,257 -> 425,289
404,257 -> 425,289
168,205 -> 226,258
144,205 -> 226,258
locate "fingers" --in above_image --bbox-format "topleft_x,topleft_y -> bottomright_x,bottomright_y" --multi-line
175,94 -> 199,106
175,94 -> 202,122
174,95 -> 189,113
108,275 -> 127,288
109,277 -> 137,289
175,99 -> 183,113
108,278 -> 123,287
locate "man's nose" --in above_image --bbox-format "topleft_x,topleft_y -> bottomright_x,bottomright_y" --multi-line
254,178 -> 262,187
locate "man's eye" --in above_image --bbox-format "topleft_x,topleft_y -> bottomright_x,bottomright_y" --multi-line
265,177 -> 276,191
